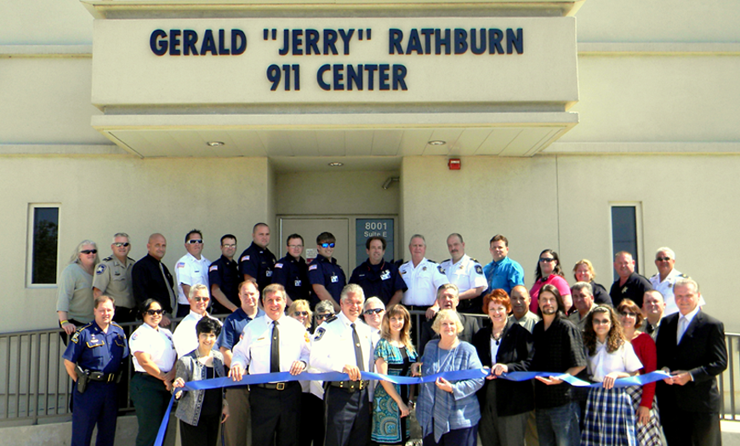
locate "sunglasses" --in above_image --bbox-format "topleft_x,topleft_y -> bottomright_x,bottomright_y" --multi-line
320,242 -> 336,248
364,308 -> 384,315
539,257 -> 555,262
619,311 -> 637,317
113,242 -> 130,248
81,249 -> 97,255
294,311 -> 309,317
193,297 -> 210,302
316,313 -> 332,320
186,239 -> 203,244
655,257 -> 671,262
146,309 -> 165,316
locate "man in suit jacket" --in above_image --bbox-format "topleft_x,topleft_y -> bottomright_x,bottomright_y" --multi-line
418,283 -> 482,355
656,278 -> 727,446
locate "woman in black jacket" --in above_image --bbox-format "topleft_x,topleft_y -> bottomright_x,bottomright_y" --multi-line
472,289 -> 535,446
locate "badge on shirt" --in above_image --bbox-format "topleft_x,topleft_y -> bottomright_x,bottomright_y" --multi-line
209,265 -> 218,272
177,262 -> 185,268
96,264 -> 106,275
475,265 -> 483,275
380,270 -> 391,280
331,274 -> 339,283
266,270 -> 273,277
437,266 -> 445,274
622,286 -> 628,294
314,327 -> 326,341
131,332 -> 139,341
294,279 -> 302,286
422,266 -> 426,271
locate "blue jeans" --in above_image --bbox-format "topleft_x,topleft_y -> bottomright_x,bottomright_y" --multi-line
535,401 -> 580,446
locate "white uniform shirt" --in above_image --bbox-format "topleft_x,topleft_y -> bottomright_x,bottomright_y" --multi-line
172,310 -> 221,358
231,314 -> 311,376
650,268 -> 706,316
440,254 -> 487,294
129,323 -> 177,373
175,252 -> 211,305
399,258 -> 449,306
310,311 -> 374,374
587,341 -> 642,383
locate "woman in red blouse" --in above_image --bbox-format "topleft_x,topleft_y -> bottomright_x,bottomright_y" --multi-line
617,299 -> 665,446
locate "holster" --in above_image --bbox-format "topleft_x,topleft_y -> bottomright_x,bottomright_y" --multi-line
75,364 -> 89,394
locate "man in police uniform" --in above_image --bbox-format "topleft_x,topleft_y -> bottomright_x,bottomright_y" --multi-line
308,231 -> 346,312
218,279 -> 263,446
349,236 -> 406,308
649,247 -> 705,316
93,232 -> 137,323
230,284 -> 310,446
175,229 -> 211,317
440,233 -> 487,314
172,284 -> 221,358
209,234 -> 241,314
272,233 -> 311,307
239,222 -> 277,293
63,295 -> 129,446
399,234 -> 449,322
132,233 -> 175,326
609,251 -> 653,308
310,284 -> 374,446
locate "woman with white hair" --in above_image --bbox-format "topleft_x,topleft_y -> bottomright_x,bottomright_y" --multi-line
413,309 -> 484,446
57,240 -> 99,341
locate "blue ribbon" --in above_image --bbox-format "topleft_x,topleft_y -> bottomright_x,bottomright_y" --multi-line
154,368 -> 671,446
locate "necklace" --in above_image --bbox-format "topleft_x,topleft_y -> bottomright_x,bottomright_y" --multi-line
491,326 -> 505,345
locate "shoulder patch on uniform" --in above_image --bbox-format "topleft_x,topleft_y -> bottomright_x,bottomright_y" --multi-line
275,263 -> 283,269
242,255 -> 250,261
475,264 -> 483,274
131,332 -> 138,341
209,264 -> 218,272
70,332 -> 80,343
437,265 -> 445,274
103,256 -> 113,262
95,264 -> 106,275
309,264 -> 318,271
314,327 -> 326,341
177,262 -> 185,268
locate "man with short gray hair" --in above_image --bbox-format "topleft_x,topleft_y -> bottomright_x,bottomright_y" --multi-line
362,297 -> 386,337
568,282 -> 596,331
399,234 -> 449,319
93,233 -> 136,323
419,283 -> 481,355
172,284 -> 221,357
649,247 -> 704,316
311,284 -> 374,446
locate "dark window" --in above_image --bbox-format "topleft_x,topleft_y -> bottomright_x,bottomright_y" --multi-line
611,205 -> 638,280
31,207 -> 59,284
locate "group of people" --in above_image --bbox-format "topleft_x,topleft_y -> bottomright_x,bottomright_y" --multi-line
57,227 -> 728,446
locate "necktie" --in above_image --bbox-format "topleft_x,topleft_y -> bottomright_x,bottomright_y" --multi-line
351,323 -> 365,372
677,316 -> 688,344
646,323 -> 655,335
159,262 -> 176,311
270,320 -> 280,373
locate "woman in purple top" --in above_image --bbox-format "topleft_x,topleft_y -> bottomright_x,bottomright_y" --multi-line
529,249 -> 572,314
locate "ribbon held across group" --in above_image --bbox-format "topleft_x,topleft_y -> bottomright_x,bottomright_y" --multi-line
155,369 -> 671,446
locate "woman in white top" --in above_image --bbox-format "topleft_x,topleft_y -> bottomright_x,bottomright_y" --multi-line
581,305 -> 643,446
129,299 -> 177,446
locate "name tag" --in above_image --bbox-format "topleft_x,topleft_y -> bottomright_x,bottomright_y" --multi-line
331,275 -> 339,283
266,270 -> 273,277
294,279 -> 302,286
380,270 -> 391,280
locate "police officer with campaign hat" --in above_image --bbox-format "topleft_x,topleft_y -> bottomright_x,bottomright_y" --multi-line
272,233 -> 311,306
93,232 -> 137,323
308,232 -> 346,312
239,223 -> 277,292
209,234 -> 241,314
63,295 -> 129,446
310,284 -> 374,446
349,236 -> 407,308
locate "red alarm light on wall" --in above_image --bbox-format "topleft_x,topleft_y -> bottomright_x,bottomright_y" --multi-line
448,158 -> 461,170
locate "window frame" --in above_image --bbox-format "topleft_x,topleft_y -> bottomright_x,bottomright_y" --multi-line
27,203 -> 60,288
609,202 -> 644,280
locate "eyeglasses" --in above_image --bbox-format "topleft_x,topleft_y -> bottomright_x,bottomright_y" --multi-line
145,309 -> 165,316
655,257 -> 671,262
320,242 -> 336,248
539,257 -> 555,262
592,319 -> 611,325
619,311 -> 637,317
193,297 -> 210,302
222,244 -> 236,248
81,249 -> 97,255
187,239 -> 203,244
288,245 -> 304,249
113,242 -> 130,248
294,311 -> 309,317
364,308 -> 384,315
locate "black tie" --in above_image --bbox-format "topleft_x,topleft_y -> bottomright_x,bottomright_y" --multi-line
647,323 -> 655,335
270,320 -> 280,373
351,323 -> 365,372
